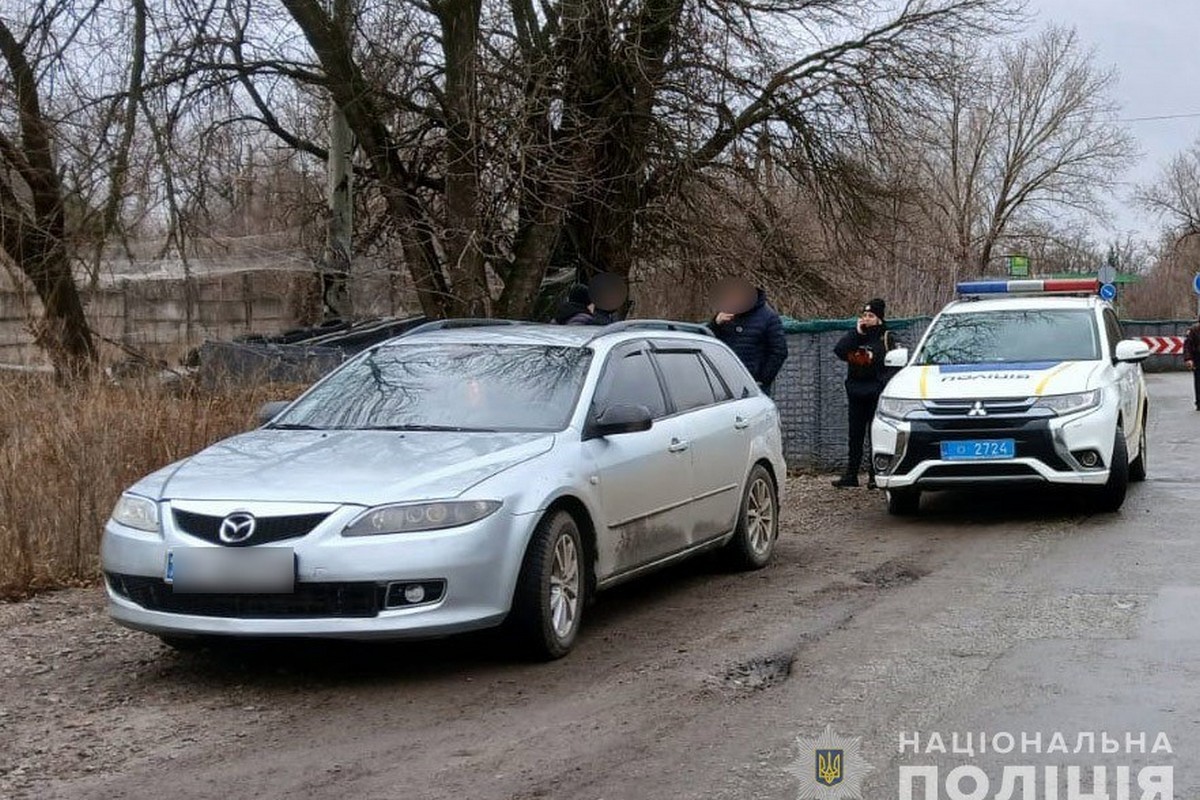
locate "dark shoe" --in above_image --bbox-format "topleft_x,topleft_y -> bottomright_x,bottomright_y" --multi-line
831,475 -> 859,488
867,478 -> 878,490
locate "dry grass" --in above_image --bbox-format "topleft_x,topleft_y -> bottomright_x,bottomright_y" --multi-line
0,373 -> 300,600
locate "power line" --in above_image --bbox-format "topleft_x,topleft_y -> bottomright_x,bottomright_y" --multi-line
1118,111 -> 1200,123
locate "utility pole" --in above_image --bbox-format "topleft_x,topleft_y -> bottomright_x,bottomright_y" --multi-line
321,0 -> 354,322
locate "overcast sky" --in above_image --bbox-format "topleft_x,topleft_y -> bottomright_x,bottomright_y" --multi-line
1034,0 -> 1200,241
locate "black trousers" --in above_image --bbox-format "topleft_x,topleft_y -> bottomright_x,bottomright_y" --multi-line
1193,367 -> 1200,408
845,392 -> 880,478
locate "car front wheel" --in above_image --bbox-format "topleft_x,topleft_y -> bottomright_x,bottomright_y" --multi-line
1090,427 -> 1129,513
886,489 -> 921,516
510,510 -> 586,660
1129,415 -> 1147,483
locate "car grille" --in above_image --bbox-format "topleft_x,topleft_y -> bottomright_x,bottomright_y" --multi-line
922,464 -> 1041,479
172,510 -> 330,547
106,573 -> 382,618
893,419 -> 1071,475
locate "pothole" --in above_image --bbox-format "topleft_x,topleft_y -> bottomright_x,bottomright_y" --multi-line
852,559 -> 929,589
716,652 -> 795,692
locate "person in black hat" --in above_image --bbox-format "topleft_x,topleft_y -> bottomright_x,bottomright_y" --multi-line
1184,315 -> 1200,409
553,284 -> 596,325
832,298 -> 898,489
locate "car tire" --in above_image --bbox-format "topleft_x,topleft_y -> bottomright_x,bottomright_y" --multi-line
723,464 -> 779,571
157,635 -> 210,653
1129,415 -> 1148,483
510,510 -> 586,660
886,489 -> 921,516
1090,427 -> 1129,513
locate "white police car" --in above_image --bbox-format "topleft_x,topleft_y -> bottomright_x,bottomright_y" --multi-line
871,279 -> 1150,515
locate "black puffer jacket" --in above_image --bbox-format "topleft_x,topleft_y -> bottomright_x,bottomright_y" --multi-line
709,290 -> 789,388
834,324 -> 896,398
553,300 -> 593,325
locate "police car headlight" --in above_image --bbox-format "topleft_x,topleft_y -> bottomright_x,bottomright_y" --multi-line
877,398 -> 924,420
1034,390 -> 1101,416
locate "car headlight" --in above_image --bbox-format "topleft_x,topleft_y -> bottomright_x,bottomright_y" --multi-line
1034,390 -> 1101,416
110,493 -> 160,532
877,397 -> 925,420
342,501 -> 503,536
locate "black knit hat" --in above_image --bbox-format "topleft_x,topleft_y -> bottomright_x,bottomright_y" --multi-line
567,284 -> 591,306
864,298 -> 886,320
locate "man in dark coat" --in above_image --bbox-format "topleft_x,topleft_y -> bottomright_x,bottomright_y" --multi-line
1184,317 -> 1200,409
832,298 -> 898,489
553,284 -> 595,325
708,278 -> 789,393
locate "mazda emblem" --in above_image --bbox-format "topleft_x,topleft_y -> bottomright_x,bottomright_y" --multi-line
218,512 -> 257,544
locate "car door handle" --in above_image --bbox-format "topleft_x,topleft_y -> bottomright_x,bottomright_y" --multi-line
668,438 -> 690,453
734,416 -> 750,430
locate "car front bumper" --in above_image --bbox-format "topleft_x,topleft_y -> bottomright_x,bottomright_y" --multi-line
100,504 -> 535,640
871,406 -> 1115,491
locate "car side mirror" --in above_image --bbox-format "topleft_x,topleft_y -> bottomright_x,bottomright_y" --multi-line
1114,339 -> 1151,364
884,348 -> 910,368
588,404 -> 654,438
256,400 -> 292,426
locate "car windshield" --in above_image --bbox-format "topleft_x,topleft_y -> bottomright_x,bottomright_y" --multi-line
916,309 -> 1101,365
272,343 -> 592,432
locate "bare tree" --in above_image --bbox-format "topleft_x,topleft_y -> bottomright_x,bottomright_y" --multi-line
0,11 -> 97,376
1139,138 -> 1200,238
155,0 -> 1013,319
908,27 -> 1135,278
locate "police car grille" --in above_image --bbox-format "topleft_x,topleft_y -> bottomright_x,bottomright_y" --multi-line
925,398 -> 1034,416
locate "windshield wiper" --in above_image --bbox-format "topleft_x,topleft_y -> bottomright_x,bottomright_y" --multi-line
267,422 -> 324,430
356,424 -> 499,433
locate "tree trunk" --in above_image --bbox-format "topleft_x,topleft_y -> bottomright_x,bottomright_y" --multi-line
437,0 -> 489,317
0,17 -> 95,378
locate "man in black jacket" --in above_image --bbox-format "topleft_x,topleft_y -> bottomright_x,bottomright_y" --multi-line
708,278 -> 789,394
1184,317 -> 1200,409
833,298 -> 898,489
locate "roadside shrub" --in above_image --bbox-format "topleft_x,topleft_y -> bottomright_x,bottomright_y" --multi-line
0,374 -> 298,599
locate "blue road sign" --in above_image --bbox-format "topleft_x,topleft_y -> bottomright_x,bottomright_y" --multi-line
1099,283 -> 1117,301
1193,273 -> 1200,295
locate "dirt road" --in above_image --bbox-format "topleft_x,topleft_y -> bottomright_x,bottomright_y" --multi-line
3,373 -> 1198,799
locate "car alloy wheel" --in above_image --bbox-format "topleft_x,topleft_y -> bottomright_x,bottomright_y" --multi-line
746,476 -> 776,557
549,532 -> 580,639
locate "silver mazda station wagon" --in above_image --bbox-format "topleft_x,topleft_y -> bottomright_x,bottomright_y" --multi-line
102,321 -> 786,658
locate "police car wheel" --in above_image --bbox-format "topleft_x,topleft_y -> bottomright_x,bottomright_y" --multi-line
1129,417 -> 1148,483
1089,428 -> 1129,514
886,489 -> 920,516
157,635 -> 212,653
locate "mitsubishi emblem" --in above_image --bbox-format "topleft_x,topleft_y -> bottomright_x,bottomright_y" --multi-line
967,401 -> 988,417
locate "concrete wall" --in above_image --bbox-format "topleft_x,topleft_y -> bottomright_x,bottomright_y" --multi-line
0,265 -> 417,368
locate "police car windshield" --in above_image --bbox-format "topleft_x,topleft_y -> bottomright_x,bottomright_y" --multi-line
916,309 -> 1101,366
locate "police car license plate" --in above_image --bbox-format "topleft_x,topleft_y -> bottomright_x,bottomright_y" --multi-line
164,548 -> 295,593
940,439 -> 1016,461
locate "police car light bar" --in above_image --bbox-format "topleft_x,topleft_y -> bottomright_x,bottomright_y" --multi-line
955,278 -> 1101,296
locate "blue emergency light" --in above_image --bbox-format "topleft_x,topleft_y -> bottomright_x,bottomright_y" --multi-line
956,278 -> 1100,296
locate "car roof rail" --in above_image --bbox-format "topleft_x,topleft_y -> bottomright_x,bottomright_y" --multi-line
398,318 -> 526,337
592,320 -> 715,340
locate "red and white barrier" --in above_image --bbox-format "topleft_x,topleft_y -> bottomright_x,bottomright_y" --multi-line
1140,336 -> 1185,355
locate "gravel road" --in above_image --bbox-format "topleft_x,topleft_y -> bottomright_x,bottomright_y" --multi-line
2,373 -> 1197,800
